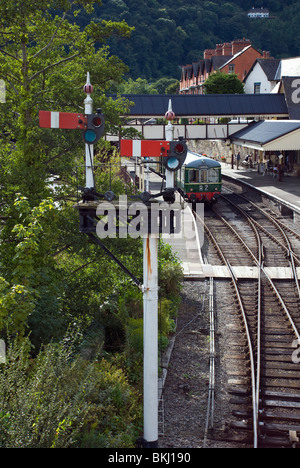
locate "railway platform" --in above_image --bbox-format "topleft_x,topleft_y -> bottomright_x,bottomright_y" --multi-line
221,163 -> 300,213
144,166 -> 206,279
163,206 -> 205,279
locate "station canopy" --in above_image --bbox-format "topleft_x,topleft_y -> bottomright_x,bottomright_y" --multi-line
230,120 -> 300,151
109,94 -> 289,119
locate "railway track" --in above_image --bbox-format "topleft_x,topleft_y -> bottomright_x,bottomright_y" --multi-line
198,192 -> 300,448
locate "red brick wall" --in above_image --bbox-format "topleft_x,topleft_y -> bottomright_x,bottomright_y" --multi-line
221,47 -> 263,82
180,41 -> 268,93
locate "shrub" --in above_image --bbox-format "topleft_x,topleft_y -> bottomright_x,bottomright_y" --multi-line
0,336 -> 141,448
159,260 -> 184,307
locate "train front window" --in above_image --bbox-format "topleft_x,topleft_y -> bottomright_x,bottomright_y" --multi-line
189,170 -> 199,183
199,169 -> 207,183
208,169 -> 219,183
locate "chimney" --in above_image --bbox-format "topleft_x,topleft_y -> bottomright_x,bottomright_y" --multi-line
203,49 -> 215,60
222,43 -> 232,56
262,50 -> 270,59
232,38 -> 251,55
215,44 -> 223,56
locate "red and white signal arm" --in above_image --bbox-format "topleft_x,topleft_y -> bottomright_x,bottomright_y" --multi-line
39,110 -> 87,129
120,140 -> 170,158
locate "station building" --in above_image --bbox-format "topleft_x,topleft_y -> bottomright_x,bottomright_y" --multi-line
230,120 -> 300,176
229,77 -> 300,176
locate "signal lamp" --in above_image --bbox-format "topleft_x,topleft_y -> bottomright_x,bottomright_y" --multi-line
83,112 -> 105,145
166,157 -> 181,171
164,140 -> 188,172
174,143 -> 184,154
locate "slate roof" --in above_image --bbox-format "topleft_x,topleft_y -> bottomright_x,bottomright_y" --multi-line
109,94 -> 288,118
243,58 -> 280,85
230,120 -> 300,144
258,59 -> 281,81
248,7 -> 269,13
211,55 -> 232,70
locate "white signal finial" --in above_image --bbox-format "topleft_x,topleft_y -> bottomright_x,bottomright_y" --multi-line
165,99 -> 175,121
83,72 -> 94,95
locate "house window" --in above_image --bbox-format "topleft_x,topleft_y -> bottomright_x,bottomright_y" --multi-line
254,82 -> 261,94
228,64 -> 235,74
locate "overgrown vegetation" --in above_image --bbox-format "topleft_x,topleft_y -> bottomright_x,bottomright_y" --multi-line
0,336 -> 141,448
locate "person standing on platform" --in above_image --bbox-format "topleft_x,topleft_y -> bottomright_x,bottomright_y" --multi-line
236,152 -> 241,170
278,154 -> 284,182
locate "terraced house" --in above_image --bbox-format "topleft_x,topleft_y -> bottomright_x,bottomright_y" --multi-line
180,39 -> 272,94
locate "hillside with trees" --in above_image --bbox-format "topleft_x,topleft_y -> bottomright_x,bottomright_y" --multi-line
91,0 -> 300,80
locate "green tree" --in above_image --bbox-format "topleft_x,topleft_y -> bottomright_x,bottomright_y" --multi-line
0,196 -> 56,336
0,0 -> 134,343
119,77 -> 158,94
203,70 -> 245,94
0,0 -> 133,203
100,0 -> 300,81
117,76 -> 180,94
150,77 -> 179,94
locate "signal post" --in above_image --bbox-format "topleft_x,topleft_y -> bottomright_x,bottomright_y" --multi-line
121,99 -> 186,447
143,101 -> 180,448
165,99 -> 175,188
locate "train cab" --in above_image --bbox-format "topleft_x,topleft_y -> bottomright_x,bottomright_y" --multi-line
177,152 -> 222,204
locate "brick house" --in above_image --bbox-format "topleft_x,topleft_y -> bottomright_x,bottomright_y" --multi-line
180,39 -> 271,94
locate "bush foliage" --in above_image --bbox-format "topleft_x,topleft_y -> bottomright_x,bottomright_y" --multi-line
0,337 -> 141,448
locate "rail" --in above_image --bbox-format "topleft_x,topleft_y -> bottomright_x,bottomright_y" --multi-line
203,274 -> 216,448
198,194 -> 300,447
194,209 -> 259,447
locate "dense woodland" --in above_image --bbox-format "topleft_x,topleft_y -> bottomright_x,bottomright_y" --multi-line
92,0 -> 300,79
